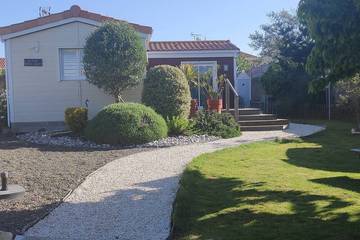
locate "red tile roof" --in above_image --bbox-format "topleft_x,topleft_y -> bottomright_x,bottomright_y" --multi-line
148,40 -> 240,52
0,5 -> 153,36
0,58 -> 5,69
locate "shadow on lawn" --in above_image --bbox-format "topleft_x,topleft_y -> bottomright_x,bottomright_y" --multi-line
285,123 -> 360,173
311,176 -> 360,194
172,170 -> 360,240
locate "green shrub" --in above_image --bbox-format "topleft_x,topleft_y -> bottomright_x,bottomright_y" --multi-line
65,107 -> 88,134
142,65 -> 191,119
166,116 -> 189,136
191,111 -> 241,138
83,21 -> 147,100
0,90 -> 7,127
85,103 -> 168,145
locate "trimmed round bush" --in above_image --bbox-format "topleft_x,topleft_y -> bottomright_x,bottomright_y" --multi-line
85,103 -> 168,145
142,65 -> 191,119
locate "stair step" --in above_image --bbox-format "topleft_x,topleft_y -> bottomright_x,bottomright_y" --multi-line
238,119 -> 289,126
238,114 -> 277,121
241,124 -> 289,131
224,108 -> 262,115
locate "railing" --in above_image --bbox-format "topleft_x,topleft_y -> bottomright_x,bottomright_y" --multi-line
225,79 -> 239,121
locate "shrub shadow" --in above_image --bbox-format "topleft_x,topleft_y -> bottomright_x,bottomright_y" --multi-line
284,126 -> 360,173
311,176 -> 360,194
172,170 -> 360,240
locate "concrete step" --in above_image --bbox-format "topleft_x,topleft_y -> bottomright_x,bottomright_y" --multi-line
238,119 -> 289,127
241,124 -> 289,131
224,108 -> 262,116
238,114 -> 277,121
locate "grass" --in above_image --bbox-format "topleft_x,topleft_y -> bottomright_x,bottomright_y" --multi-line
172,121 -> 360,240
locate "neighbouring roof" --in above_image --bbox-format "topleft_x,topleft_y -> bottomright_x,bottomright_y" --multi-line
148,40 -> 240,52
0,58 -> 5,69
0,5 -> 153,37
240,51 -> 258,59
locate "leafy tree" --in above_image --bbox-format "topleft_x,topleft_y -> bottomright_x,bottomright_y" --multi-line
83,21 -> 147,101
298,0 -> 360,86
250,11 -> 313,64
336,74 -> 360,130
250,10 -> 317,116
236,55 -> 252,73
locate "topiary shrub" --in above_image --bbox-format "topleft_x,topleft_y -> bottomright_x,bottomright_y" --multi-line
191,111 -> 241,138
83,21 -> 147,101
142,65 -> 191,119
166,116 -> 189,136
85,103 -> 168,145
65,107 -> 88,134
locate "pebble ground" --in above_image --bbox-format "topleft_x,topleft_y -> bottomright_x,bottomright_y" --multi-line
25,123 -> 325,240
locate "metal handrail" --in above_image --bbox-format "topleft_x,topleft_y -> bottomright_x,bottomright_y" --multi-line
225,79 -> 239,121
225,79 -> 239,97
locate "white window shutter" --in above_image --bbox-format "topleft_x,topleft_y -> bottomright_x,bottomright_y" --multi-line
60,49 -> 86,81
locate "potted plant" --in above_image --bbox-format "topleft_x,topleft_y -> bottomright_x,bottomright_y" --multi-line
180,64 -> 200,115
204,75 -> 225,113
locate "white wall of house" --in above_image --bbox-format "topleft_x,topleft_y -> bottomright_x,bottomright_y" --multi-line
5,21 -> 146,127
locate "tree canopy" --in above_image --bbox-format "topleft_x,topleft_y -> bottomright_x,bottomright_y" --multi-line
250,10 -> 319,116
236,55 -> 252,73
298,0 -> 360,85
336,74 -> 360,129
83,21 -> 147,101
250,11 -> 313,64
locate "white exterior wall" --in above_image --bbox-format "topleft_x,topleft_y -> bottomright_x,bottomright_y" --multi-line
6,21 -> 145,125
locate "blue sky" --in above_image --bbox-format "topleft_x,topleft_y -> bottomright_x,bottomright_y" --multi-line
0,0 -> 300,57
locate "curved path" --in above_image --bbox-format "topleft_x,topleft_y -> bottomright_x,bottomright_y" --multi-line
24,123 -> 324,240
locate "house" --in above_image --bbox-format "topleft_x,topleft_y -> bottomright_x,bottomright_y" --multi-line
148,40 -> 240,108
0,5 -> 240,131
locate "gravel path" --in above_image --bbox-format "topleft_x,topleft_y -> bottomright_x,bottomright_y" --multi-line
24,123 -> 325,240
0,135 -> 145,234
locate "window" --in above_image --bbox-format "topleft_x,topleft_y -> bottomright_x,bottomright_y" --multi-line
181,61 -> 217,108
60,49 -> 86,81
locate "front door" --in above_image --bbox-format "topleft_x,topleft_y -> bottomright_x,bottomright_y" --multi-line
181,61 -> 217,109
236,72 -> 251,107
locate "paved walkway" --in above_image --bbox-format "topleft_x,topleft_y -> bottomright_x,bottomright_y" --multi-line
24,123 -> 324,240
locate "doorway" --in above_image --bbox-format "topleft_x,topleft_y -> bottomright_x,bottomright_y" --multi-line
181,61 -> 217,109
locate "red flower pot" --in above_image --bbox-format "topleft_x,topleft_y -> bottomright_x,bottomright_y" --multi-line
207,98 -> 223,113
190,99 -> 198,116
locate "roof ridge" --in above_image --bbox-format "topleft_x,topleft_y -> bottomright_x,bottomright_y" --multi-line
0,5 -> 153,36
150,40 -> 232,43
148,40 -> 240,52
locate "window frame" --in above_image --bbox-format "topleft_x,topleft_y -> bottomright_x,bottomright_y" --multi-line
59,48 -> 86,81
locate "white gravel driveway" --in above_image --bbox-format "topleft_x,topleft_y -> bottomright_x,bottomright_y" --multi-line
24,123 -> 324,240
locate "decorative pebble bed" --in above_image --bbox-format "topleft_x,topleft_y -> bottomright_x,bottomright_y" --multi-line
17,131 -> 220,149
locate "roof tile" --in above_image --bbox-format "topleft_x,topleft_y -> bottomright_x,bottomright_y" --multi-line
0,58 -> 5,69
148,40 -> 240,52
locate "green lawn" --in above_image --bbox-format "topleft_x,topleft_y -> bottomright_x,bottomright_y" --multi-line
172,121 -> 360,240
